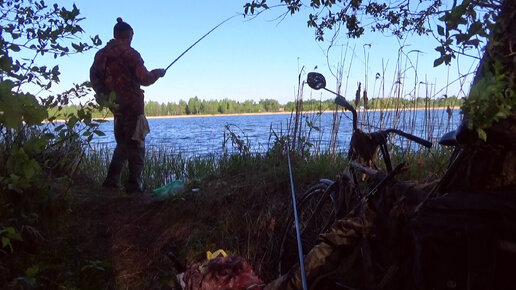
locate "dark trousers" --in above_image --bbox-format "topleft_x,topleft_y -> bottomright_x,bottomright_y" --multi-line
103,115 -> 145,192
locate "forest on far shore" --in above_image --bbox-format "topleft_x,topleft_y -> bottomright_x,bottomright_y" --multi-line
50,95 -> 463,118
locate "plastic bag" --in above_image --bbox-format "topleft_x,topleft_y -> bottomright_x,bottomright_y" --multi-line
152,180 -> 184,200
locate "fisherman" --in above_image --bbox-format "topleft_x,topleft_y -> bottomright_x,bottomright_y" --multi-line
90,17 -> 166,193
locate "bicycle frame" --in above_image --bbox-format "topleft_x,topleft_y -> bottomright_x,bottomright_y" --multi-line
277,72 -> 434,279
306,71 -> 434,210
277,72 -> 515,289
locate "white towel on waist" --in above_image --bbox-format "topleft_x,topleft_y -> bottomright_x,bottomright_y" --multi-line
131,114 -> 150,148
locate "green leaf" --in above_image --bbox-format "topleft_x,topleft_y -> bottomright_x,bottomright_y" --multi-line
433,57 -> 444,67
71,42 -> 82,51
465,39 -> 481,47
435,46 -> 445,54
67,115 -> 78,128
476,128 -> 487,141
469,21 -> 483,36
93,130 -> 105,136
20,94 -> 48,125
0,56 -> 13,71
23,159 -> 40,179
0,101 -> 21,129
455,33 -> 470,44
437,25 -> 445,36
2,237 -> 12,252
495,110 -> 508,119
91,35 -> 102,46
43,133 -> 56,139
0,80 -> 14,95
23,138 -> 47,155
9,44 -> 21,52
25,265 -> 39,278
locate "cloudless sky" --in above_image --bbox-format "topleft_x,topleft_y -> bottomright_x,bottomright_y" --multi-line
49,1 -> 480,105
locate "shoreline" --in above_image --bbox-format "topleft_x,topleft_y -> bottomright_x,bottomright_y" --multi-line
91,106 -> 456,121
90,111 -> 293,121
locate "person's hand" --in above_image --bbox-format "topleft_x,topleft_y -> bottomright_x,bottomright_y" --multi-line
153,68 -> 166,78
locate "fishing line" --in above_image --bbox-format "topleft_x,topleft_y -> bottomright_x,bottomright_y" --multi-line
165,14 -> 241,71
286,142 -> 308,290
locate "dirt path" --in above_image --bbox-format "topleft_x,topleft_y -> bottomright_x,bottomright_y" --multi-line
75,178 -> 279,289
72,179 -> 212,289
100,192 -> 180,289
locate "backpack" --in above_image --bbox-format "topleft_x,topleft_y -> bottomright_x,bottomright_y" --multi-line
181,256 -> 264,290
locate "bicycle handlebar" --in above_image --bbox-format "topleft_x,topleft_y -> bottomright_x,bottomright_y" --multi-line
334,95 -> 355,114
334,95 -> 357,131
331,90 -> 432,148
385,129 -> 433,148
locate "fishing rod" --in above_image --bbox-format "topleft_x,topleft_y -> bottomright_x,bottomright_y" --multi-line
165,14 -> 241,71
286,143 -> 308,290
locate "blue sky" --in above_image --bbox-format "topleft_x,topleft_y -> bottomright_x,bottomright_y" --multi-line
50,1 -> 480,105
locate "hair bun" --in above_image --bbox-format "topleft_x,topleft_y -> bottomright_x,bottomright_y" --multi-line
113,17 -> 133,39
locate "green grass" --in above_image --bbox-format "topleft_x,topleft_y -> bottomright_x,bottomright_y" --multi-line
80,140 -> 449,193
2,129 -> 452,288
75,142 -> 450,282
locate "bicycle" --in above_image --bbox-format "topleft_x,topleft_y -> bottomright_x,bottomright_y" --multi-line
271,73 -> 516,290
277,72 -> 433,277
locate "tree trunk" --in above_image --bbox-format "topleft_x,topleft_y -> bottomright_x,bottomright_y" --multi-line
412,3 -> 516,288
443,0 -> 516,192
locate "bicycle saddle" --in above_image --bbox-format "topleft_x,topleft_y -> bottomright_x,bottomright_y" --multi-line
439,130 -> 457,146
439,123 -> 478,147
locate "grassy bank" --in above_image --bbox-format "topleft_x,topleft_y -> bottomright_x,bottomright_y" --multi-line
0,129 -> 452,288
2,100 -> 457,288
73,142 -> 452,287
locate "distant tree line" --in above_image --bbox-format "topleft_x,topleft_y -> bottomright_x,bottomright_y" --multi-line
47,97 -> 282,119
144,97 -> 281,116
284,95 -> 463,112
48,95 -> 463,119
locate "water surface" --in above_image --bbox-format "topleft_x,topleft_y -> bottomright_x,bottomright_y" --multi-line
90,109 -> 462,157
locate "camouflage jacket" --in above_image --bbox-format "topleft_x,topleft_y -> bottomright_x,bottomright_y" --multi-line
90,39 -> 160,116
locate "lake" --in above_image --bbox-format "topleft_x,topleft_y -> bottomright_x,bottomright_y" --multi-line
90,108 -> 462,157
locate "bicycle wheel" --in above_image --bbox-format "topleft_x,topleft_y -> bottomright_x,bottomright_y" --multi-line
277,180 -> 338,276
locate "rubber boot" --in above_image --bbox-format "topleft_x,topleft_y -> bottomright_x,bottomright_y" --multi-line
126,146 -> 145,193
102,145 -> 126,189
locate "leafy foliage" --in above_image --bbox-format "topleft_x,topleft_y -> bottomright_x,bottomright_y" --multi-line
0,0 -> 103,286
0,0 -> 101,89
245,0 -> 440,39
460,0 -> 516,139
244,0 -> 501,63
433,0 -> 498,66
462,61 -> 516,140
0,81 -> 48,128
243,0 -> 514,135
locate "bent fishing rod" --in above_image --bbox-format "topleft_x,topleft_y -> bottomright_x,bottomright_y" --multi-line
286,142 -> 309,290
165,14 -> 241,71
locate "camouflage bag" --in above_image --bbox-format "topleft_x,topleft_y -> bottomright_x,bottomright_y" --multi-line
182,255 -> 264,290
